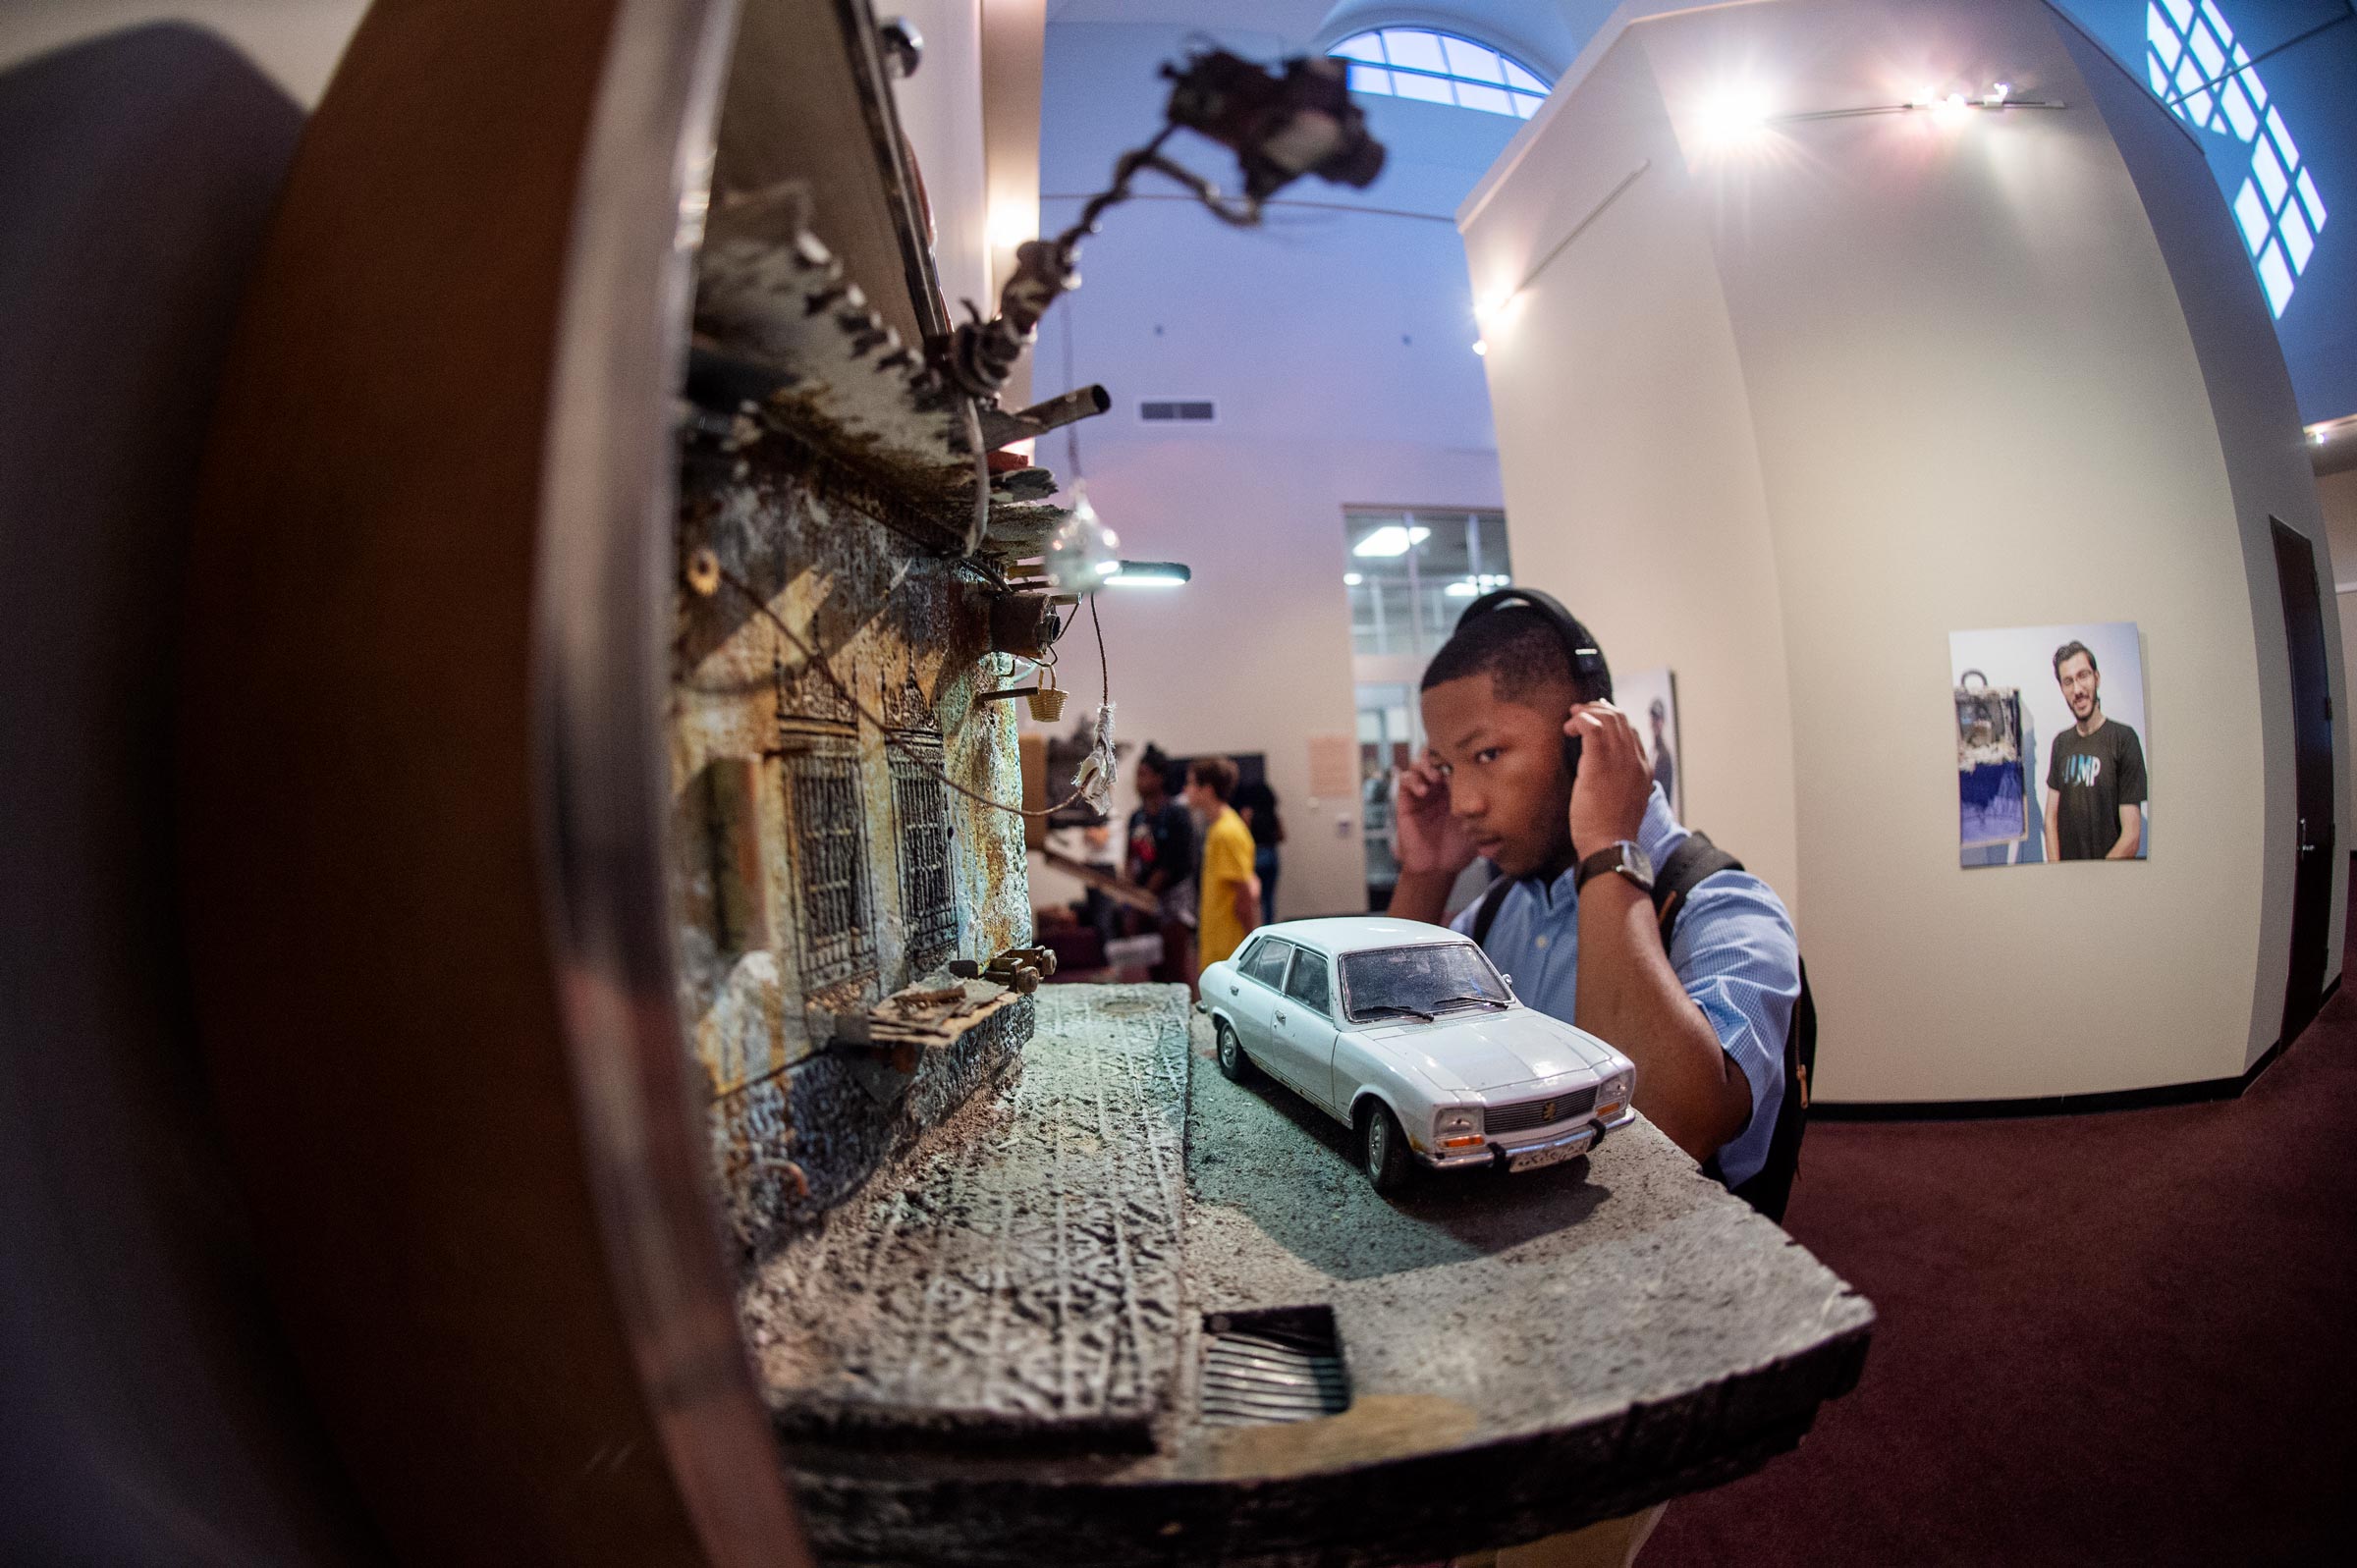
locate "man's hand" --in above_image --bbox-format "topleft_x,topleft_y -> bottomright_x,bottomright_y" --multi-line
1566,704 -> 1755,1163
1386,753 -> 1478,926
1564,702 -> 1652,857
1394,753 -> 1480,877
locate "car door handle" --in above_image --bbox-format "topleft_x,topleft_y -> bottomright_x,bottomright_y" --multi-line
1230,985 -> 1239,996
1274,1009 -> 1288,1023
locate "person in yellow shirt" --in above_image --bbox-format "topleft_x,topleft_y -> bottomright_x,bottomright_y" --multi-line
1184,755 -> 1262,970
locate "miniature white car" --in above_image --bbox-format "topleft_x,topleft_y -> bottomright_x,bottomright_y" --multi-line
1197,917 -> 1637,1192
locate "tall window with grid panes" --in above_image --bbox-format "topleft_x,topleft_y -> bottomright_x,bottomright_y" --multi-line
1343,508 -> 1511,909
2143,0 -> 2328,319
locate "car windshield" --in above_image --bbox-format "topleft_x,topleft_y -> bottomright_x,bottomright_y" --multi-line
1340,943 -> 1509,1024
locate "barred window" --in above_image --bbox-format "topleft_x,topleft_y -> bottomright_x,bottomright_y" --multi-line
788,747 -> 875,992
891,746 -> 959,971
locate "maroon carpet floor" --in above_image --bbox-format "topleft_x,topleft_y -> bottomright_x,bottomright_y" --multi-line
1647,922 -> 2357,1564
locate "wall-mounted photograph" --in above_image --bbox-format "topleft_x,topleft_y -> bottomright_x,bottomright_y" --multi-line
1617,666 -> 1682,820
1950,622 -> 2150,868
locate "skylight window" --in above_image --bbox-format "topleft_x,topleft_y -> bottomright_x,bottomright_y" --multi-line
1331,28 -> 1550,119
2145,0 -> 2328,319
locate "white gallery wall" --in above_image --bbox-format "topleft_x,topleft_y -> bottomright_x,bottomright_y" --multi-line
1462,0 -> 2346,1103
2318,466 -> 2357,697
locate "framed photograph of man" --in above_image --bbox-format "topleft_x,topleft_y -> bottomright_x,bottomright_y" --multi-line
1617,666 -> 1682,820
1949,622 -> 2150,868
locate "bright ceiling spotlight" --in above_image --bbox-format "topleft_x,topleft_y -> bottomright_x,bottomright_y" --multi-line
1351,524 -> 1431,558
1694,81 -> 1774,147
1343,571 -> 1364,585
1471,339 -> 1490,356
987,203 -> 1035,249
1475,279 -> 1528,333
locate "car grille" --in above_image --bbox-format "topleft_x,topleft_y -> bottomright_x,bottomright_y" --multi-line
1486,1085 -> 1597,1135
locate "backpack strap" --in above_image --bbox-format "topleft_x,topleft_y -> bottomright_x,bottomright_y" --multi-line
1467,832 -> 1815,1223
1719,957 -> 1815,1222
1654,833 -> 1816,1225
1650,830 -> 1743,945
1468,872 -> 1515,947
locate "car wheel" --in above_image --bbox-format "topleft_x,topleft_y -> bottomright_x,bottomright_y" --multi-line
1361,1102 -> 1413,1194
1214,1019 -> 1253,1082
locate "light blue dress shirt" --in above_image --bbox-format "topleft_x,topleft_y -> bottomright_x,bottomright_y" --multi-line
1449,786 -> 1799,1188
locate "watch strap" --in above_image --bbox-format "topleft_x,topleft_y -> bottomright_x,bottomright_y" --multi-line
1576,840 -> 1653,893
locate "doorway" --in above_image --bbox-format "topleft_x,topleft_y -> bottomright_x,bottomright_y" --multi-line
2270,517 -> 2335,1046
1343,508 -> 1511,911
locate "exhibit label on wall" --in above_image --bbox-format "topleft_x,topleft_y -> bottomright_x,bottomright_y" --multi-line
1950,622 -> 2151,867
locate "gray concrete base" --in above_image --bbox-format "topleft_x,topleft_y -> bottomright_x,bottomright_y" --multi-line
751,984 -> 1873,1566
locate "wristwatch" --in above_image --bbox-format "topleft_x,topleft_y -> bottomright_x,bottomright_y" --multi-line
1575,839 -> 1656,894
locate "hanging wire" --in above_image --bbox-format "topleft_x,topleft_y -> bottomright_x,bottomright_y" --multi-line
712,563 -> 1109,820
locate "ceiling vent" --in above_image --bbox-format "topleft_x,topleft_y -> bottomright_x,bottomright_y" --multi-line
1137,399 -> 1217,424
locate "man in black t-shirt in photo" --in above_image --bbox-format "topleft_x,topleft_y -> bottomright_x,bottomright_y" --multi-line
2043,640 -> 2147,861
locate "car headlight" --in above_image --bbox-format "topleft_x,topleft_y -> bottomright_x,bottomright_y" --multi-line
1594,1072 -> 1632,1120
1434,1105 -> 1485,1148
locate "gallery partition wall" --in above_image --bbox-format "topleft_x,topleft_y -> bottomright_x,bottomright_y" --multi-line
1460,0 -> 2346,1108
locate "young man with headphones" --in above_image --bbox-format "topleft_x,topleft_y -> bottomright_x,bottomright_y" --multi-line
1388,589 -> 1805,1215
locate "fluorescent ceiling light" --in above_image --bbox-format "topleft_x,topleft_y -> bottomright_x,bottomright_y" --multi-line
1352,524 -> 1430,557
1103,560 -> 1190,587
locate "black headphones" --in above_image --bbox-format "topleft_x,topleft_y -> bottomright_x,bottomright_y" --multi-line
1453,587 -> 1612,779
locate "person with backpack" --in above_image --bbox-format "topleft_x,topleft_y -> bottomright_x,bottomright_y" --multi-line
1386,589 -> 1811,1223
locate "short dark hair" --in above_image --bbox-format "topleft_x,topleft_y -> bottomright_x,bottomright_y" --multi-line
1136,743 -> 1174,793
1187,755 -> 1239,801
1419,604 -> 1607,707
2054,641 -> 2098,678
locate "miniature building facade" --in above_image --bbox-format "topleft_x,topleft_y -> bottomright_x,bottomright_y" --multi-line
670,427 -> 1038,1254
